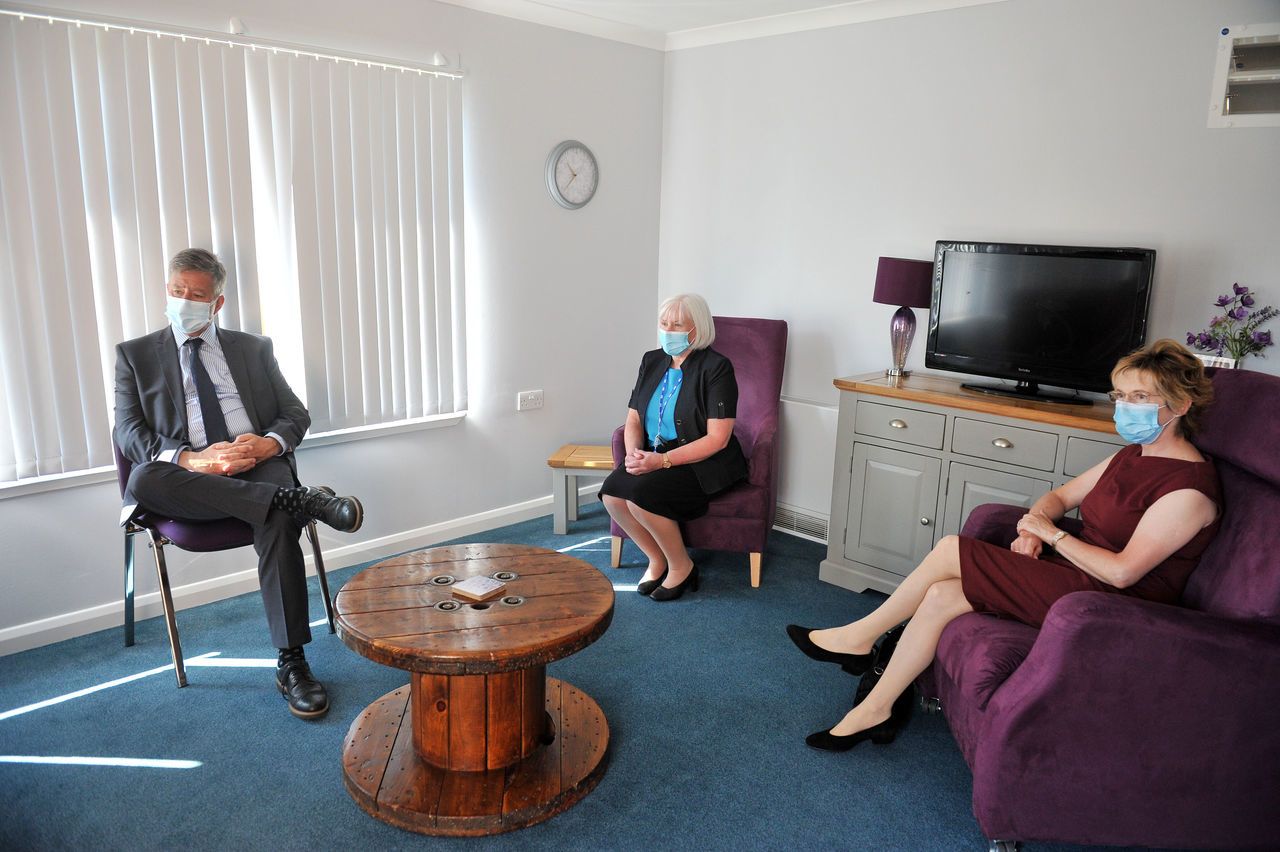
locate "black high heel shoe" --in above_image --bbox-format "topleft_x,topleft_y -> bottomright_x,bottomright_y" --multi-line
784,625 -> 874,676
804,715 -> 899,752
636,569 -> 668,596
650,565 -> 698,601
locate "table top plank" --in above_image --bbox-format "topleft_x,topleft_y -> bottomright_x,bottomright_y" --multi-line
547,444 -> 613,469
335,544 -> 615,675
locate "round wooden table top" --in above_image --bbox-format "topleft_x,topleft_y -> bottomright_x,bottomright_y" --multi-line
334,543 -> 615,675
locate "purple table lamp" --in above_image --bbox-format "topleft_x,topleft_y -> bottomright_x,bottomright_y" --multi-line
872,257 -> 934,377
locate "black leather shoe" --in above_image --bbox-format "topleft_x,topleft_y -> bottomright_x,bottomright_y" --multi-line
785,624 -> 873,675
296,486 -> 363,533
805,716 -> 898,752
650,565 -> 698,601
276,649 -> 329,719
636,569 -> 668,595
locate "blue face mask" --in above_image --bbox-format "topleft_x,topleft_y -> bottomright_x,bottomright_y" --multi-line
1113,401 -> 1176,445
165,295 -> 216,336
660,330 -> 691,356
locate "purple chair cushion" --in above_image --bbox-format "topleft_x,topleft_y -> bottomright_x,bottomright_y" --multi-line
140,514 -> 256,552
934,613 -> 1037,712
1194,367 -> 1280,488
700,481 -> 770,519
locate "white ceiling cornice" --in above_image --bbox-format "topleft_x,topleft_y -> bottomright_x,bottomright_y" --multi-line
433,0 -> 1011,52
665,0 -> 1011,51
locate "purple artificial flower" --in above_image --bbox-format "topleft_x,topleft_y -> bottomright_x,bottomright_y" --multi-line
1231,306 -> 1249,321
1242,294 -> 1255,307
1186,332 -> 1196,346
1254,330 -> 1274,347
1199,332 -> 1215,348
1233,283 -> 1247,296
1215,294 -> 1233,307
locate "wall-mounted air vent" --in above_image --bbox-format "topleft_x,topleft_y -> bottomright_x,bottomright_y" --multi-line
1209,23 -> 1280,128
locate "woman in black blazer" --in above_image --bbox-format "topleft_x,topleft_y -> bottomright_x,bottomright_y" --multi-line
599,294 -> 748,601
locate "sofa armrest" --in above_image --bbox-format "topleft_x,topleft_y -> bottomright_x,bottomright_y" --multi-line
961,502 -> 1084,549
746,428 -> 776,489
971,591 -> 1280,846
610,425 -> 625,465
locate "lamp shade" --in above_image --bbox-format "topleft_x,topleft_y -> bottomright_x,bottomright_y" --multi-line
872,257 -> 933,308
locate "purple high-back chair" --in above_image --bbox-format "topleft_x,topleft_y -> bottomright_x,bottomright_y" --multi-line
114,444 -> 335,687
923,367 -> 1280,850
609,316 -> 788,587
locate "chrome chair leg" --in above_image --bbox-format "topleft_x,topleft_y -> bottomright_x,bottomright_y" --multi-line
305,522 -> 336,634
147,529 -> 187,688
123,530 -> 136,647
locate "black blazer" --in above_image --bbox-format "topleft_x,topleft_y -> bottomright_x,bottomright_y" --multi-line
113,327 -> 310,473
628,347 -> 748,495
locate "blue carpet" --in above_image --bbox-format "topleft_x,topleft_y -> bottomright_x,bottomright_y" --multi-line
1,504 -> 1133,850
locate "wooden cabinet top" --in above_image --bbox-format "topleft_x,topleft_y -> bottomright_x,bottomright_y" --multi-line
335,543 -> 614,674
833,372 -> 1117,435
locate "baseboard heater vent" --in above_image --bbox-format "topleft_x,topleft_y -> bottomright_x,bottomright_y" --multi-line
773,503 -> 829,544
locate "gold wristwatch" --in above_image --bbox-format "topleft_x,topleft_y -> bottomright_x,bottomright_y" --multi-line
661,453 -> 672,469
1049,530 -> 1068,547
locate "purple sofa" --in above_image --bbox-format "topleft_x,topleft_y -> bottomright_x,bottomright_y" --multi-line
921,367 -> 1280,850
610,316 -> 788,587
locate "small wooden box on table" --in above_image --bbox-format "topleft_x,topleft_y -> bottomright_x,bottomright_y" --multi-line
547,444 -> 614,534
335,543 -> 614,836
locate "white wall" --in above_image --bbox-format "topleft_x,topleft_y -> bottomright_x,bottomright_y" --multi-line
659,0 -> 1280,517
1,0 -> 664,651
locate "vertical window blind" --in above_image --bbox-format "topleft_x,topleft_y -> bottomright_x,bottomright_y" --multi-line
0,11 -> 466,484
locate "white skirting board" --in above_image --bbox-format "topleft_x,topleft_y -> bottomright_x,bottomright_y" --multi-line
0,483 -> 603,657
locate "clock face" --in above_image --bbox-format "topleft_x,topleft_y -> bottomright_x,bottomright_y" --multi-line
546,141 -> 598,209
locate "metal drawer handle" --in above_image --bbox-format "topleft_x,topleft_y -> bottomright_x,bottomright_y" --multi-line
920,517 -> 931,526
992,437 -> 1013,449
889,419 -> 908,429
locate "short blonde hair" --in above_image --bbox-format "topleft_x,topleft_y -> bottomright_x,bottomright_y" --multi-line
1111,338 -> 1214,437
659,294 -> 715,351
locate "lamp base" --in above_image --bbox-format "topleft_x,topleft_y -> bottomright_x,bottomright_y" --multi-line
885,368 -> 912,378
888,305 -> 918,377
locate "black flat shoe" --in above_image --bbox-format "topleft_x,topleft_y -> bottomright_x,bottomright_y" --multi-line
650,565 -> 698,601
636,569 -> 668,595
276,648 -> 329,720
805,716 -> 898,752
785,625 -> 873,675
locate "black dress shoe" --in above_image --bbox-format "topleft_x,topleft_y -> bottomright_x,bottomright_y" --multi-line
636,569 -> 668,595
276,649 -> 329,719
296,486 -> 364,533
785,625 -> 873,675
805,716 -> 899,752
650,565 -> 698,601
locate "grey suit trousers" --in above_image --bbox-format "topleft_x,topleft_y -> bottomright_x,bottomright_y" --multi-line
127,457 -> 312,649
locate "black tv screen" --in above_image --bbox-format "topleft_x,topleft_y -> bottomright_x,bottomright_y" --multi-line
924,242 -> 1154,401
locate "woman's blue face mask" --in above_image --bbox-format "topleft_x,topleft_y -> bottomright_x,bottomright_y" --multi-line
660,330 -> 690,356
1113,400 -> 1177,445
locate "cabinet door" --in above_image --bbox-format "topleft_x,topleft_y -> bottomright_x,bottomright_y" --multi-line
845,444 -> 941,577
942,462 -> 1052,538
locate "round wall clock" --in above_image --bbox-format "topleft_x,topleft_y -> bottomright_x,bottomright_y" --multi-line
545,140 -> 598,209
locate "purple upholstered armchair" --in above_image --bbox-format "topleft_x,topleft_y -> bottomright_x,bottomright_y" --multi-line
920,367 -> 1280,850
609,316 -> 788,587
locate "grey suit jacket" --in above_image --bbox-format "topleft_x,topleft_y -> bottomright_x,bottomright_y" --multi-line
113,327 -> 310,518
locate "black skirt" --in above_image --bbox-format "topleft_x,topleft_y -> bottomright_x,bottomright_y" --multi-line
598,444 -> 711,522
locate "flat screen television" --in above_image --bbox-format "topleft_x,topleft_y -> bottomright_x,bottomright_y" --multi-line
924,241 -> 1155,404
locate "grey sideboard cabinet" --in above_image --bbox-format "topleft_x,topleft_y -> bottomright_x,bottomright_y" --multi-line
820,372 -> 1125,594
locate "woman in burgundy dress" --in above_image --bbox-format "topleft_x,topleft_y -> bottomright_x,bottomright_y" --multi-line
788,339 -> 1221,751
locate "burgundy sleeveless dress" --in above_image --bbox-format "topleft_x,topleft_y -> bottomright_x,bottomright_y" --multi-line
959,443 -> 1221,627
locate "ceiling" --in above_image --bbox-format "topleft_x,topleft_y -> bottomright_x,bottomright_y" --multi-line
434,0 -> 1008,50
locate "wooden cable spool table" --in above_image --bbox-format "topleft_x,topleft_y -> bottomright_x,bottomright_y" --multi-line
334,543 -> 614,836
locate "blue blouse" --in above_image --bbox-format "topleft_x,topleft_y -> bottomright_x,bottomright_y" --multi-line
644,368 -> 683,449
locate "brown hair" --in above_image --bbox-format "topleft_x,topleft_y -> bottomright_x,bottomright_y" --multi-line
1111,339 -> 1214,437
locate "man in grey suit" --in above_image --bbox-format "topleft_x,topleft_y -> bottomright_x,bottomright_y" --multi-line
114,248 -> 364,719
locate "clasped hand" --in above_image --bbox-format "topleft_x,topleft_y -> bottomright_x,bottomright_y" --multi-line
185,434 -> 280,476
1011,510 -> 1059,558
623,448 -> 661,475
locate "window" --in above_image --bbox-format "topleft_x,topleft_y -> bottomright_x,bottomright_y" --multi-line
0,10 -> 466,484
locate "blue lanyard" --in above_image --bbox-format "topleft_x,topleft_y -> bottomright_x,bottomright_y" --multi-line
653,370 -> 682,450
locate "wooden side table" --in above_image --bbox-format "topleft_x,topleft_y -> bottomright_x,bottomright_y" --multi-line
546,444 -> 614,534
335,543 -> 614,836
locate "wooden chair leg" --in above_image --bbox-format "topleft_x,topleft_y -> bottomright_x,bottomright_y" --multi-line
147,530 -> 187,688
750,552 -> 762,588
305,522 -> 336,634
123,531 -> 136,647
611,536 -> 622,568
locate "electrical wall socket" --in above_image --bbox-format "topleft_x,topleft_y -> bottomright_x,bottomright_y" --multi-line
516,389 -> 544,411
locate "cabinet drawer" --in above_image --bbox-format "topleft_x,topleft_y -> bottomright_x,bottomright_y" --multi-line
942,463 -> 1053,538
1064,436 -> 1122,477
952,417 -> 1058,471
854,401 -> 945,449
